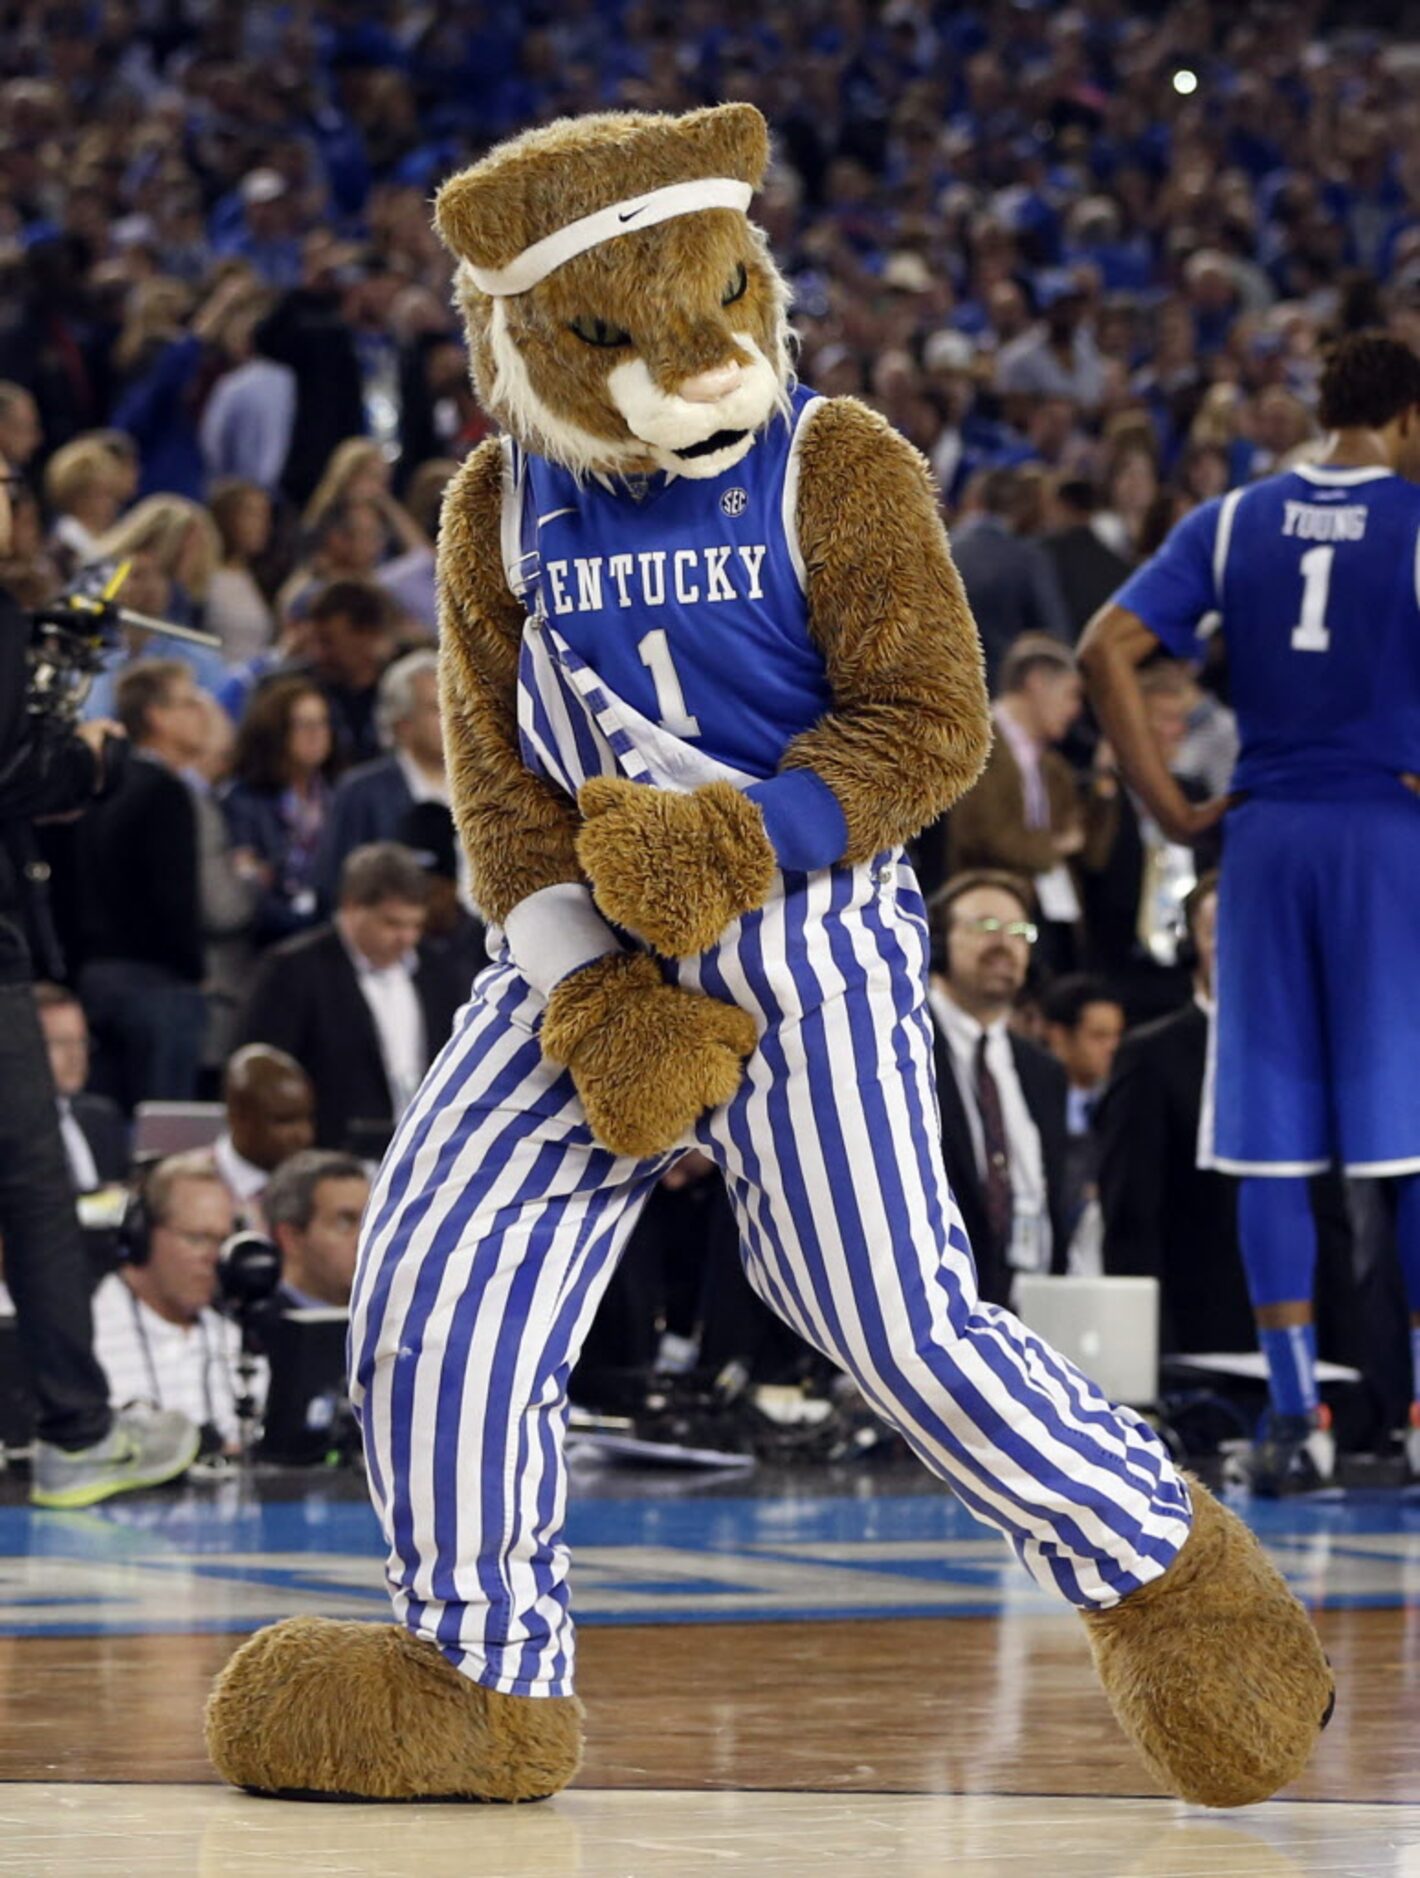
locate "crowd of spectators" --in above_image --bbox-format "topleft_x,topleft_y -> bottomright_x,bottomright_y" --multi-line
3,0 -> 1417,1453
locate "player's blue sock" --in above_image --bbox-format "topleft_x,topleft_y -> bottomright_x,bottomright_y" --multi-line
1238,1177 -> 1318,1420
1394,1175 -> 1420,1404
1257,1323 -> 1320,1420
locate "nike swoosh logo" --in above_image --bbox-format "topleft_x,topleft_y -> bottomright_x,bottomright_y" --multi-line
617,205 -> 646,224
537,507 -> 577,525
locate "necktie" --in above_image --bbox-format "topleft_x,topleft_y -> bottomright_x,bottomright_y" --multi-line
974,1033 -> 1013,1256
57,1100 -> 100,1195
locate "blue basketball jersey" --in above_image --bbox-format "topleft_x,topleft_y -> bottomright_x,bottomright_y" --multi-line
513,385 -> 832,784
1115,463 -> 1420,797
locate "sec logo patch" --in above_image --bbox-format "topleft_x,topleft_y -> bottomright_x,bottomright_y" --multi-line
720,487 -> 748,518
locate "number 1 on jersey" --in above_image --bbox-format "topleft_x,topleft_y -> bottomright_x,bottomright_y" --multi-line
1291,544 -> 1333,652
637,629 -> 701,737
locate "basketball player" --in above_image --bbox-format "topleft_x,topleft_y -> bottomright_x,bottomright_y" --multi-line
1081,332 -> 1420,1494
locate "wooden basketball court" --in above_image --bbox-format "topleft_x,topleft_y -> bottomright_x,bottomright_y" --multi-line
0,1463 -> 1415,1875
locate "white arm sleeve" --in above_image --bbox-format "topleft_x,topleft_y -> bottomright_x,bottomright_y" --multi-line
502,882 -> 622,997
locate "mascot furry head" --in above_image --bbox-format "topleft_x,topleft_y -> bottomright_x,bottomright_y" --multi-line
205,103 -> 1333,1815
436,104 -> 792,480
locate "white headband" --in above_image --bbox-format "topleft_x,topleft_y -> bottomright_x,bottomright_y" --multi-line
467,177 -> 753,298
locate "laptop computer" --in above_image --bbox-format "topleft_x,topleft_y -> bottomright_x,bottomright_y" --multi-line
131,1101 -> 225,1157
1013,1274 -> 1160,1408
257,1308 -> 353,1465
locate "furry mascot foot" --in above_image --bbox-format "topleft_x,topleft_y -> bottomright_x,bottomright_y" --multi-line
205,1617 -> 584,1802
1083,1478 -> 1334,1807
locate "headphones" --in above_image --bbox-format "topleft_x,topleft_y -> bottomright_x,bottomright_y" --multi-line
115,1155 -> 166,1267
115,1163 -> 280,1311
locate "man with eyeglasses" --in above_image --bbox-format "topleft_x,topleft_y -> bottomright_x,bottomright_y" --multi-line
90,1153 -> 264,1456
927,870 -> 1071,1308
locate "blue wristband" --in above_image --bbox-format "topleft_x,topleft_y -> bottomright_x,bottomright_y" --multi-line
744,770 -> 848,873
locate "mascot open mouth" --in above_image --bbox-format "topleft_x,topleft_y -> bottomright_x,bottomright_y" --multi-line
674,428 -> 749,460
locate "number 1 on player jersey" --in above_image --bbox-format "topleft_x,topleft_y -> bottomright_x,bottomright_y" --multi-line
637,629 -> 701,737
1291,544 -> 1333,652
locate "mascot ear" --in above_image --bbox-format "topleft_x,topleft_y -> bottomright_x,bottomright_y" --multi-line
434,160 -> 525,274
434,161 -> 526,274
434,103 -> 770,270
675,101 -> 770,190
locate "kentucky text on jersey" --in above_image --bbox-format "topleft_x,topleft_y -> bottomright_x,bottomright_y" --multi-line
508,383 -> 834,784
543,542 -> 770,613
1114,462 -> 1420,797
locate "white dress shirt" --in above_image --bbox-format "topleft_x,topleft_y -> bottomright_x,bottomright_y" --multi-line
56,1098 -> 100,1194
341,931 -> 426,1119
90,1273 -> 267,1446
1066,1084 -> 1096,1138
929,984 -> 1052,1276
212,1132 -> 268,1231
395,748 -> 449,808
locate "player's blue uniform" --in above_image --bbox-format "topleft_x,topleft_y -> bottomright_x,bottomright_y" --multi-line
348,398 -> 1191,1699
1115,462 -> 1420,1174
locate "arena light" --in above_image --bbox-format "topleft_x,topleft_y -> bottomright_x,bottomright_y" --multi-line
1173,68 -> 1199,95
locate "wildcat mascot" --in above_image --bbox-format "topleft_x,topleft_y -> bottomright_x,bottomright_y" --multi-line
207,104 -> 1332,1810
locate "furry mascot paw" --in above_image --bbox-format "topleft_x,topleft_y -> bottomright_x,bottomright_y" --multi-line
205,1617 -> 584,1802
1083,1478 -> 1334,1807
541,951 -> 759,1156
576,776 -> 778,956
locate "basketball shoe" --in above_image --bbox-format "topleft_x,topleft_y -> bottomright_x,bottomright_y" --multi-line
1245,1403 -> 1339,1498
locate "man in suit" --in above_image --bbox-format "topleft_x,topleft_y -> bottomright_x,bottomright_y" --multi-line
1080,660 -> 1221,1023
1094,873 -> 1257,1356
237,842 -> 463,1153
302,580 -> 399,774
33,983 -> 128,1191
264,1149 -> 370,1309
946,635 -> 1119,973
316,650 -> 447,907
76,659 -> 208,1110
210,1045 -> 316,1232
1043,476 -> 1134,641
949,468 -> 1072,690
927,870 -> 1070,1308
1041,973 -> 1125,1250
395,801 -> 487,998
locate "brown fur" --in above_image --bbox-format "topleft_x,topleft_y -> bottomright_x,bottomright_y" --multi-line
437,107 -> 786,471
948,734 -> 1119,877
541,951 -> 758,1157
787,398 -> 992,861
204,1617 -> 583,1802
208,105 -> 1328,1820
1083,1478 -> 1334,1807
437,438 -> 583,923
435,106 -> 768,270
576,777 -> 777,957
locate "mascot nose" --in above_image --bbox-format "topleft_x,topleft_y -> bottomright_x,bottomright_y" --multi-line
679,362 -> 743,404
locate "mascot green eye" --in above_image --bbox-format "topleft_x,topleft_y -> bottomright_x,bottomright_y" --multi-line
569,314 -> 631,348
722,262 -> 748,306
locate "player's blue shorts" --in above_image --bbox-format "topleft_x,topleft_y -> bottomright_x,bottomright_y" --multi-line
1206,787 -> 1420,1176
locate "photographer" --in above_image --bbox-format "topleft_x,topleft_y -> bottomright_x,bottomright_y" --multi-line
90,1153 -> 267,1456
0,454 -> 200,1506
